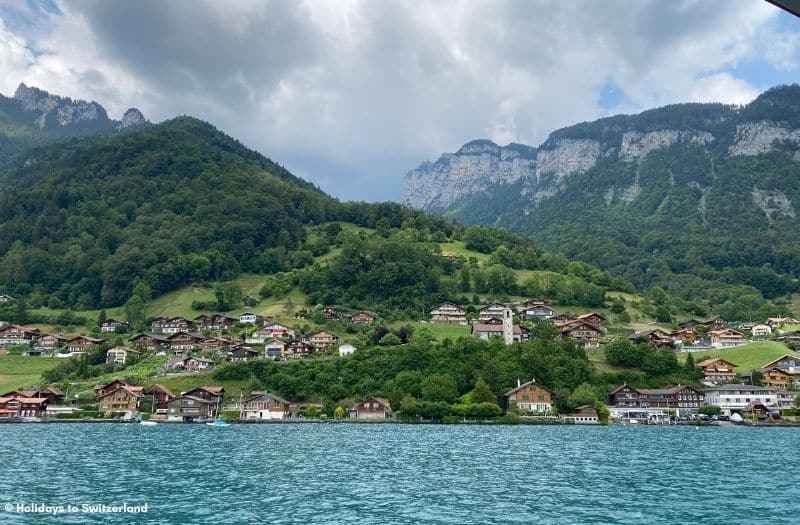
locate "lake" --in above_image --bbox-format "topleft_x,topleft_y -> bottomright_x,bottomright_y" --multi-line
0,423 -> 797,524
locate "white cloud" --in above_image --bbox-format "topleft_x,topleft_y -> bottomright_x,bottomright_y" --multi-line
689,73 -> 759,105
0,0 -> 796,200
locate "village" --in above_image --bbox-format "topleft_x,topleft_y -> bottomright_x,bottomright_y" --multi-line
0,296 -> 798,426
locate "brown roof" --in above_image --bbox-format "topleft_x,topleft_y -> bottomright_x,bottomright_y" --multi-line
98,386 -> 144,399
505,380 -> 553,396
608,384 -> 641,396
352,396 -> 391,411
144,384 -> 175,397
697,358 -> 738,368
760,354 -> 800,370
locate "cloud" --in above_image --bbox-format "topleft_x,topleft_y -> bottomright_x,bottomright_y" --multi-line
0,0 -> 796,200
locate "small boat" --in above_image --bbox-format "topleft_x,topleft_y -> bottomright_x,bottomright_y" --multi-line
206,419 -> 231,427
140,420 -> 158,426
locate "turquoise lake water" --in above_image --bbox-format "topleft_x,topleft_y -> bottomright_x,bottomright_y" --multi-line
0,423 -> 797,524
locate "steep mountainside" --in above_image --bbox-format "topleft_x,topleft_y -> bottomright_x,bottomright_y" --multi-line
0,83 -> 148,170
404,85 -> 800,313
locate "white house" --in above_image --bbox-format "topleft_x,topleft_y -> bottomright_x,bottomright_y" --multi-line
751,324 -> 772,337
339,344 -> 357,356
239,312 -> 265,325
105,346 -> 139,365
703,385 -> 778,415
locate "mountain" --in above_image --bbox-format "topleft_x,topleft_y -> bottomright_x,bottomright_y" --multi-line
0,83 -> 148,170
404,85 -> 800,315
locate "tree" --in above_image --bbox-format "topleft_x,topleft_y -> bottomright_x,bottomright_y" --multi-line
123,282 -> 151,327
567,383 -> 603,411
97,309 -> 107,328
699,404 -> 721,416
379,333 -> 401,346
334,406 -> 346,419
421,373 -> 458,403
468,378 -> 496,404
215,281 -> 243,311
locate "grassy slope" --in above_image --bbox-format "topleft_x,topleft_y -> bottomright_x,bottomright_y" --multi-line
0,356 -> 61,393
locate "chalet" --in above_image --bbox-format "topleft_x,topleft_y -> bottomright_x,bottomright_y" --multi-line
709,328 -> 746,348
766,316 -> 798,327
285,340 -> 315,359
98,385 -> 144,414
429,303 -> 467,324
517,298 -> 551,311
167,331 -> 206,352
264,338 -> 285,359
551,313 -> 577,323
184,357 -> 215,372
39,386 -> 65,405
309,331 -> 339,350
151,317 -> 191,334
322,307 -> 339,320
628,329 -> 676,349
105,346 -> 140,365
637,385 -> 704,411
100,319 -> 128,333
760,354 -> 800,374
66,335 -> 103,354
519,302 -> 557,321
228,346 -> 260,362
193,314 -> 236,331
671,329 -> 698,344
93,379 -> 131,398
557,320 -> 601,348
349,311 -> 376,325
129,333 -> 170,352
165,356 -> 189,371
182,386 -> 225,406
479,303 -> 509,321
471,321 -> 529,343
200,336 -> 235,353
697,358 -> 738,384
250,323 -> 295,343
0,396 -> 47,418
339,344 -> 357,356
704,385 -> 778,415
505,380 -> 553,413
562,405 -> 599,424
35,333 -> 67,352
761,367 -> 800,390
242,392 -> 292,420
239,312 -> 265,325
777,331 -> 800,344
0,389 -> 37,398
751,324 -> 772,338
351,397 -> 392,420
0,325 -> 41,346
607,384 -> 643,407
691,315 -> 728,330
143,384 -> 175,411
166,395 -> 217,422
577,312 -> 606,328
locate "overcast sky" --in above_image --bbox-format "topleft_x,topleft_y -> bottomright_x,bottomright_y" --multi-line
0,1 -> 798,201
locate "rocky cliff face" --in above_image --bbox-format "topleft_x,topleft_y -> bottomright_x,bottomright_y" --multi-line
11,83 -> 146,131
403,87 -> 800,217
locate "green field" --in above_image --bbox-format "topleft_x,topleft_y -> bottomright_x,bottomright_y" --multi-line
145,373 -> 253,400
389,321 -> 471,341
680,341 -> 799,372
0,355 -> 61,393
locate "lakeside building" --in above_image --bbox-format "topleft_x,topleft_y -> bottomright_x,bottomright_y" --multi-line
703,385 -> 778,415
242,392 -> 291,420
350,397 -> 392,420
505,380 -> 553,413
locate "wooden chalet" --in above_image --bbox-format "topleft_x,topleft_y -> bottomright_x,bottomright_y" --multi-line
100,319 -> 128,333
143,384 -> 175,411
200,336 -> 235,353
478,303 -> 509,322
167,331 -> 206,352
184,357 -> 215,372
264,338 -> 285,359
309,331 -> 339,350
242,392 -> 292,420
0,396 -> 48,418
166,395 -> 217,422
429,302 -> 467,324
766,316 -> 798,327
151,316 -> 191,334
557,320 -> 601,348
228,346 -> 260,361
628,329 -> 676,349
93,379 -> 132,398
349,311 -> 375,325
130,333 -> 170,351
182,386 -> 225,406
709,328 -> 746,348
35,333 -> 68,352
0,325 -> 41,346
98,385 -> 144,414
285,340 -> 315,359
350,397 -> 392,420
697,358 -> 737,384
193,314 -> 236,331
66,335 -> 103,353
505,380 -> 553,413
577,312 -> 606,327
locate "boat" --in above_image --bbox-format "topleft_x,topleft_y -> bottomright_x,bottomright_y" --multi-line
206,419 -> 231,427
140,420 -> 158,426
